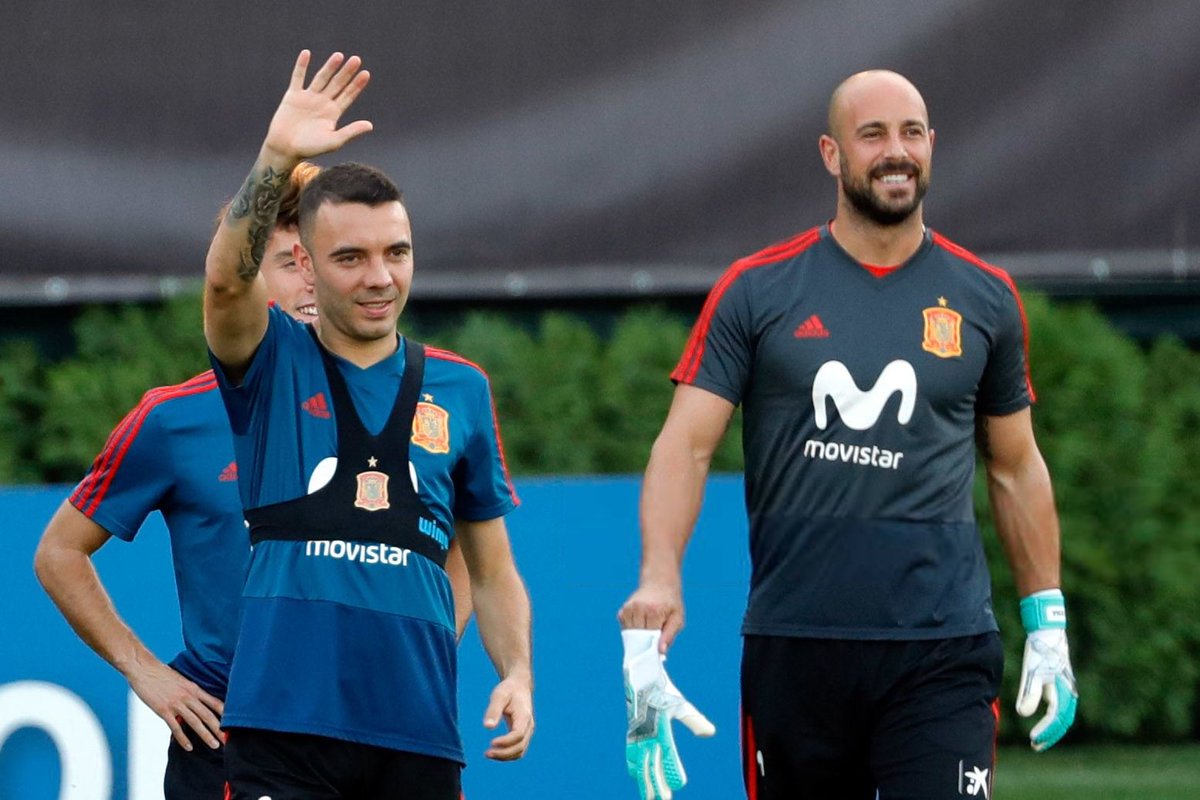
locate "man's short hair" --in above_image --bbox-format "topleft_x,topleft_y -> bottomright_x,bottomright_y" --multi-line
297,162 -> 404,245
212,160 -> 321,233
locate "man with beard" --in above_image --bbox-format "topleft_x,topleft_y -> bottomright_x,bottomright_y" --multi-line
618,70 -> 1076,799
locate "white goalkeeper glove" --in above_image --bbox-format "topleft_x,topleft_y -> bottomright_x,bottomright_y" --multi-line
1015,589 -> 1078,752
623,629 -> 715,800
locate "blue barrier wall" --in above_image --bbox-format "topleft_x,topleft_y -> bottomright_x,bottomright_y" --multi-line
0,477 -> 751,799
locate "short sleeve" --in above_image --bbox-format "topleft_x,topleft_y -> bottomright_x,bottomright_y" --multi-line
452,375 -> 519,521
977,283 -> 1034,415
208,306 -> 285,436
670,266 -> 754,405
68,402 -> 173,541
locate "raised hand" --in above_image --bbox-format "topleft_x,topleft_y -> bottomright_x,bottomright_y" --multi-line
262,50 -> 374,164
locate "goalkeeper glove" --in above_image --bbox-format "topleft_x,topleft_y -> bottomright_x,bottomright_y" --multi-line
622,629 -> 715,800
1015,589 -> 1078,752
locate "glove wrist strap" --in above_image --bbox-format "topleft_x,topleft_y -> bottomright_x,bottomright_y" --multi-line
1020,588 -> 1067,633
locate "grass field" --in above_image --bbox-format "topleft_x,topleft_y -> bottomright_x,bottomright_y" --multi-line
994,745 -> 1200,799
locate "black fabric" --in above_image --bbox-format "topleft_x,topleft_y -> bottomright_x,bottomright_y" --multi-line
163,730 -> 225,800
225,727 -> 461,800
740,633 -> 1003,800
245,332 -> 447,568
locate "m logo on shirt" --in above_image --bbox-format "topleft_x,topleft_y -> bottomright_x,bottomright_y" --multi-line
804,360 -> 916,470
812,360 -> 917,430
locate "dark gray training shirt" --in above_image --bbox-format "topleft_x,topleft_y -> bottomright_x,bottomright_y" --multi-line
674,224 -> 1032,640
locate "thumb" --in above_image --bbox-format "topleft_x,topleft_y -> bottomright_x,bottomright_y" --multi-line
483,686 -> 511,730
675,700 -> 716,737
333,120 -> 374,148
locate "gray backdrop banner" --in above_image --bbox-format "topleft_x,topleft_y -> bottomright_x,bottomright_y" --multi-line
3,1 -> 1199,295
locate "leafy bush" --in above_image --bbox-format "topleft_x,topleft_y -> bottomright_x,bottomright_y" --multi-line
3,292 -> 1199,741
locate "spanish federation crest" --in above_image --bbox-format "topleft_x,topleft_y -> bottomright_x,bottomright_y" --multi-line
354,468 -> 391,511
922,297 -> 963,358
412,401 -> 451,454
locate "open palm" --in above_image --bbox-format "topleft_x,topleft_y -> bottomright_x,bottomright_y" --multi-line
264,50 -> 373,160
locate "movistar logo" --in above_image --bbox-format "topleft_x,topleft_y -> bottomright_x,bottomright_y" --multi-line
805,360 -> 916,471
812,360 -> 916,430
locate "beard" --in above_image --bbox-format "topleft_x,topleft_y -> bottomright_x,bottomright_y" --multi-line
840,155 -> 929,226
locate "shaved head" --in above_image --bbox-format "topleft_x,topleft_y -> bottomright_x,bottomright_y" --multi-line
827,70 -> 929,140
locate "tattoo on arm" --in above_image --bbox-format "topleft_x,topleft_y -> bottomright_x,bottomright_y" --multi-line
227,165 -> 291,282
975,416 -> 993,462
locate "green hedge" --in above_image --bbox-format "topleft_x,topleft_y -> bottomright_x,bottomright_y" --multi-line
2,293 -> 1198,742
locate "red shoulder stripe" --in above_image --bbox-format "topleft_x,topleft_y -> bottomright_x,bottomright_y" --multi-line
932,233 -> 1036,402
673,228 -> 821,385
72,372 -> 218,516
425,346 -> 487,376
424,347 -> 519,505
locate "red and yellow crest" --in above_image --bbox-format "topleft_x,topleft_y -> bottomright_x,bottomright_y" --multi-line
354,470 -> 390,511
922,301 -> 963,358
412,402 -> 451,454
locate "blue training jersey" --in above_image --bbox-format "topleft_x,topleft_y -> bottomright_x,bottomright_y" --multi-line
211,306 -> 518,762
69,371 -> 249,699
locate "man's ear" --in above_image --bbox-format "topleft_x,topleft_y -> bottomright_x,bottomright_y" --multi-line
818,134 -> 841,178
295,241 -> 314,283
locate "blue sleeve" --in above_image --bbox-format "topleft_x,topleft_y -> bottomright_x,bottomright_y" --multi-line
208,306 -> 285,436
977,283 -> 1034,415
68,402 -> 173,542
452,375 -> 519,521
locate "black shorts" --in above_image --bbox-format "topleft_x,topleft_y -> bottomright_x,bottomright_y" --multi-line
224,727 -> 462,800
163,728 -> 226,800
740,633 -> 1003,800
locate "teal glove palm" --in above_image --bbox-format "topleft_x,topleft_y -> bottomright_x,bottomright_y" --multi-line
1016,589 -> 1078,752
622,630 -> 715,799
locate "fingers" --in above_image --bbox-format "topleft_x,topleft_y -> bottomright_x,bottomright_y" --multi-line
134,669 -> 225,750
175,702 -> 223,750
482,683 -> 534,761
307,52 -> 346,93
1015,670 -> 1044,718
324,55 -> 363,98
485,714 -> 534,761
660,612 -> 684,653
288,50 -> 312,91
335,69 -> 372,112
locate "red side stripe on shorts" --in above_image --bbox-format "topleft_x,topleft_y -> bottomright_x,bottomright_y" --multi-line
71,372 -> 218,515
741,707 -> 759,800
426,347 -> 519,506
932,233 -> 1037,402
673,228 -> 821,385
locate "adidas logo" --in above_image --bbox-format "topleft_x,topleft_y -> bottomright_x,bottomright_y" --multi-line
793,314 -> 830,339
218,461 -> 238,482
302,392 -> 331,419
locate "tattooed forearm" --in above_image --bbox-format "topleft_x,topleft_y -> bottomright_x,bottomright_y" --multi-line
975,416 -> 993,462
227,164 -> 291,282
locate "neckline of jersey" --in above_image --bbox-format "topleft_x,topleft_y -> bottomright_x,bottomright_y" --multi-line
820,223 -> 935,289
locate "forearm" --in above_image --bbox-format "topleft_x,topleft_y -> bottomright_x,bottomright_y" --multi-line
637,431 -> 711,587
205,148 -> 295,296
472,566 -> 532,685
34,544 -> 160,678
987,451 -> 1061,596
